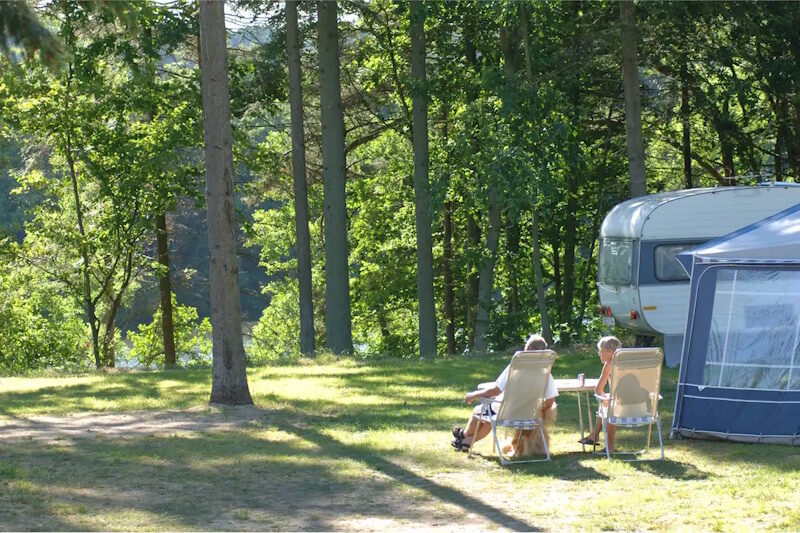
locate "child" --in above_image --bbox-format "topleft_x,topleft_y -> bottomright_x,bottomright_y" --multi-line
451,334 -> 558,452
578,336 -> 622,453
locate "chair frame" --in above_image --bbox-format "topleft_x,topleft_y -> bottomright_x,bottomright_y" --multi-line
593,348 -> 665,461
467,350 -> 555,466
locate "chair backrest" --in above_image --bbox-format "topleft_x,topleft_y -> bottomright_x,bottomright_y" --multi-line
608,348 -> 663,419
495,350 -> 556,422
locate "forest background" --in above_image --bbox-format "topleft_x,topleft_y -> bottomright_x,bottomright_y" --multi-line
1,0 -> 799,373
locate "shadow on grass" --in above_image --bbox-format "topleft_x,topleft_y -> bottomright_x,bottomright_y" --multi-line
0,411 -> 544,531
627,459 -> 710,480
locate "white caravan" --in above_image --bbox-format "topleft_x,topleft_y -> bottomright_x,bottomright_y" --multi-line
597,183 -> 800,367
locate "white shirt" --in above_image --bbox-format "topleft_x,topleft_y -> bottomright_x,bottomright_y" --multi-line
495,363 -> 559,400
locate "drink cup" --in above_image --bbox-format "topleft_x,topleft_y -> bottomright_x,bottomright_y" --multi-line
578,373 -> 585,386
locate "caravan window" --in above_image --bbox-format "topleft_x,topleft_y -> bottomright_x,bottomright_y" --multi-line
598,238 -> 633,285
654,243 -> 695,281
704,268 -> 800,391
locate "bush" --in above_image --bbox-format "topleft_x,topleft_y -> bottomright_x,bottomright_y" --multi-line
128,294 -> 211,368
0,269 -> 89,373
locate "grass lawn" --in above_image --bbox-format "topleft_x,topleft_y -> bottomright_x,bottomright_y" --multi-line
1,350 -> 799,531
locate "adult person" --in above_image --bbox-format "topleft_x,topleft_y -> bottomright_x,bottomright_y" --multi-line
451,334 -> 558,452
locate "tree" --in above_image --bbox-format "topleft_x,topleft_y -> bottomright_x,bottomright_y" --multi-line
409,1 -> 436,359
198,0 -> 253,404
286,0 -> 315,356
317,0 -> 353,354
620,0 -> 647,197
519,2 -> 552,345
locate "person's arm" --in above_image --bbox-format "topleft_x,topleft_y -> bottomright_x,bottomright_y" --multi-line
464,385 -> 501,404
595,362 -> 611,398
541,397 -> 555,411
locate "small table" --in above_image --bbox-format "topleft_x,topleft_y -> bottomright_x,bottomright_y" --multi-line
554,378 -> 599,452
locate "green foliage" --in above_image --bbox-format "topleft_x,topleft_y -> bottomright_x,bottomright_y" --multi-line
128,294 -> 211,368
0,256 -> 88,373
249,278 -> 303,363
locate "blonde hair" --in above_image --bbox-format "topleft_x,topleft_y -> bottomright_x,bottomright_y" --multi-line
597,336 -> 622,353
525,334 -> 548,351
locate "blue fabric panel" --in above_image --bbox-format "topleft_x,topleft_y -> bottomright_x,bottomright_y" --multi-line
672,260 -> 707,432
678,395 -> 800,437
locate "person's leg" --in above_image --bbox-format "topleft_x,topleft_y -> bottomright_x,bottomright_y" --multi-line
606,423 -> 616,452
462,417 -> 491,446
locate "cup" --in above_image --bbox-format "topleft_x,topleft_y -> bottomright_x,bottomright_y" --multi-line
578,373 -> 585,386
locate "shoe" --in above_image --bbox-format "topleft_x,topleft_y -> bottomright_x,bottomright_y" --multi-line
451,438 -> 470,452
578,436 -> 596,445
452,426 -> 466,439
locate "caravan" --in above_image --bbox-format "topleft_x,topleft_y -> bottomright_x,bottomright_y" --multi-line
597,184 -> 800,366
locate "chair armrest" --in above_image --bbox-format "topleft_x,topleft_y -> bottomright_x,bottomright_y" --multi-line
475,396 -> 496,416
594,393 -> 609,402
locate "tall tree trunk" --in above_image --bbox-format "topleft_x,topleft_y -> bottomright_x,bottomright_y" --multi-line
156,212 -> 177,367
530,209 -> 551,345
286,0 -> 316,356
198,0 -> 253,405
465,214 -> 480,349
441,108 -> 456,355
620,0 -> 646,197
520,3 -> 551,345
681,60 -> 693,189
718,100 -> 736,178
506,220 -> 520,318
776,128 -> 784,181
560,175 -> 578,346
317,0 -> 353,354
102,292 -> 116,368
443,200 -> 456,355
409,0 -> 437,359
473,20 -> 519,353
64,63 -> 101,368
473,183 -> 502,353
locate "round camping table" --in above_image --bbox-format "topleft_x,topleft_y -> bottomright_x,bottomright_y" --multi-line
554,378 -> 599,452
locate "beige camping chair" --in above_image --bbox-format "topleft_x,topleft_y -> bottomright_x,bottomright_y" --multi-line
469,350 -> 556,466
594,347 -> 664,460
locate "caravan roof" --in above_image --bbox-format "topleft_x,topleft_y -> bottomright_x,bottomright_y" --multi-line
601,185 -> 800,240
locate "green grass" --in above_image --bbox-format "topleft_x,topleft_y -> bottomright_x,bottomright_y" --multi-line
1,351 -> 798,530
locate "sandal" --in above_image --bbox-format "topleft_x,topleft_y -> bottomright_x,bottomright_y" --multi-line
451,438 -> 470,452
578,436 -> 596,445
452,426 -> 466,439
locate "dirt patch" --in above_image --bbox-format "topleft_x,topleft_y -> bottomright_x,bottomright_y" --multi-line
0,406 -> 269,443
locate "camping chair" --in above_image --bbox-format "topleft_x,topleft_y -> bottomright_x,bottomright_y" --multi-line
469,350 -> 556,466
594,347 -> 664,461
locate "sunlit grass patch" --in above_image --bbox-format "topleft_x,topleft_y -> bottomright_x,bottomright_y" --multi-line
1,352 -> 799,530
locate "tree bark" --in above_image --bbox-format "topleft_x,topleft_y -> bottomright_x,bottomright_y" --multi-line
681,60 -> 693,189
317,0 -> 353,354
520,2 -> 551,345
530,209 -> 551,345
409,0 -> 437,359
620,0 -> 647,197
717,100 -> 736,178
443,200 -> 456,355
198,0 -> 253,405
560,175 -> 578,346
472,182 -> 501,353
441,107 -> 456,356
465,214 -> 480,349
286,0 -> 316,357
156,212 -> 177,367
